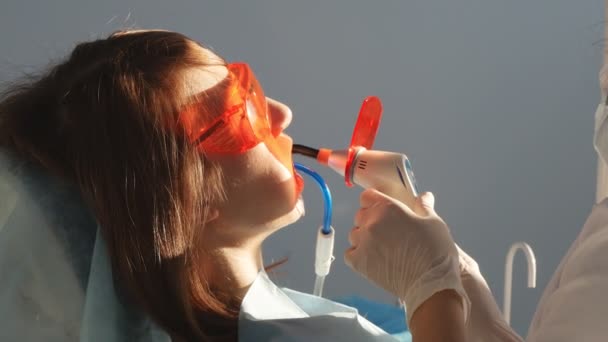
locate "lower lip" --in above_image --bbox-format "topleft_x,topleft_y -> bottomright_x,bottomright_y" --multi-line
295,171 -> 305,192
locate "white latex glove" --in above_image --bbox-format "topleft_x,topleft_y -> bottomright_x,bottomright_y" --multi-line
457,245 -> 524,342
344,188 -> 470,325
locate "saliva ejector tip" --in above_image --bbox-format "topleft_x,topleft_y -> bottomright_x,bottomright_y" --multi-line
292,144 -> 332,165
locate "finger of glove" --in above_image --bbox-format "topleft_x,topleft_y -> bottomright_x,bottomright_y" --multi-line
348,226 -> 361,246
359,188 -> 392,209
354,207 -> 367,227
412,192 -> 436,217
344,245 -> 364,272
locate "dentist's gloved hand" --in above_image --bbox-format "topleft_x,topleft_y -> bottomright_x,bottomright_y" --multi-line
344,189 -> 470,325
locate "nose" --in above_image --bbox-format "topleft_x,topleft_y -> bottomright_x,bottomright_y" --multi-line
266,97 -> 293,137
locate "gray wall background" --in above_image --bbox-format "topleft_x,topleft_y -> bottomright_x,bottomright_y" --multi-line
0,0 -> 604,336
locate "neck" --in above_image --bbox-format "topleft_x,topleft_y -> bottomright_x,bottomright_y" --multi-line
202,234 -> 266,300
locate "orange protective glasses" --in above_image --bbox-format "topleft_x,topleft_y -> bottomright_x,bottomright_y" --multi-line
179,62 -> 303,195
180,63 -> 273,154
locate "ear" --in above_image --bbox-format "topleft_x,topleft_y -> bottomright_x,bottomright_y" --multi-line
204,207 -> 220,224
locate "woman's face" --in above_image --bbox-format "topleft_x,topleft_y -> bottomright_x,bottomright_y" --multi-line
211,98 -> 304,236
184,47 -> 304,240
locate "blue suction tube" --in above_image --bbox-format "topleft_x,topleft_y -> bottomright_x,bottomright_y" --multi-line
294,163 -> 333,235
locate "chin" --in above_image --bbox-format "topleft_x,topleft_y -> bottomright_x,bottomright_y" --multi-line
267,196 -> 305,231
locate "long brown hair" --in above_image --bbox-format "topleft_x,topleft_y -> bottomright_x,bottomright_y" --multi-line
0,30 -> 240,341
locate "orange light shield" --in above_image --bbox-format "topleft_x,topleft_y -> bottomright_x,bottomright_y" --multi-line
344,96 -> 383,186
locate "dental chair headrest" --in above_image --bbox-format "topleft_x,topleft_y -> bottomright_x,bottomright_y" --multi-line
0,149 -> 168,342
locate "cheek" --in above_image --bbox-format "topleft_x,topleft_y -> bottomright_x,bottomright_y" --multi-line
218,145 -> 291,198
212,142 -> 301,226
263,135 -> 294,179
261,135 -> 305,197
219,166 -> 297,226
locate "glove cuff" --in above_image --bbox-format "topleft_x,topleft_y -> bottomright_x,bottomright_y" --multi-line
403,256 -> 471,327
